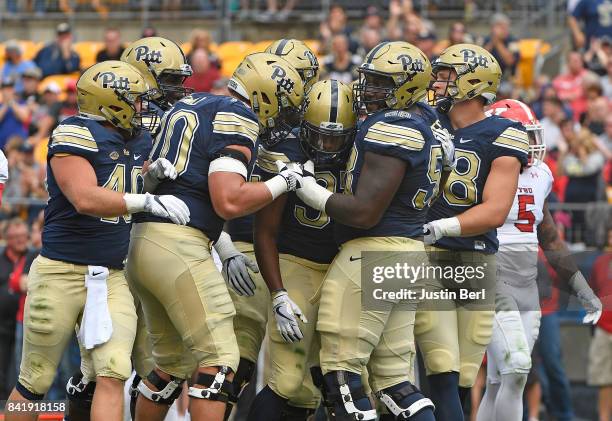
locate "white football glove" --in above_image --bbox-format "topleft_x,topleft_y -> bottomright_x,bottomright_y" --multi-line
143,193 -> 190,225
296,160 -> 332,212
271,289 -> 307,343
440,135 -> 457,171
423,217 -> 461,245
264,161 -> 303,200
214,231 -> 258,296
148,158 -> 178,181
569,271 -> 602,324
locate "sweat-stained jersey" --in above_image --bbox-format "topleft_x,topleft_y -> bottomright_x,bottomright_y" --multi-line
135,93 -> 259,242
42,116 -> 152,269
427,114 -> 529,253
335,102 -> 445,245
253,133 -> 343,264
497,161 -> 553,246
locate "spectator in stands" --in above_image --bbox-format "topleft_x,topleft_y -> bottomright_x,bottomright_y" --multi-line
258,0 -> 298,21
184,49 -> 220,93
483,13 -> 520,80
7,217 -> 38,380
601,56 -> 612,97
582,84 -> 608,135
319,3 -> 358,55
34,23 -> 81,78
597,115 -> 612,159
0,78 -> 29,151
357,27 -> 382,58
95,28 -> 125,63
48,79 -> 78,126
584,35 -> 611,76
569,0 -> 612,50
361,5 -> 385,35
434,22 -> 472,56
553,51 -> 589,121
321,33 -> 361,84
1,40 -> 37,96
587,227 -> 611,421
210,78 -> 230,96
187,29 -> 221,69
17,143 -> 46,204
415,31 -> 438,61
0,219 -> 33,400
26,82 -> 59,148
142,26 -> 157,37
19,66 -> 42,105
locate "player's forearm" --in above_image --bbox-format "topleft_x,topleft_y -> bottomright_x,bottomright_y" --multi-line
567,17 -> 585,48
254,221 -> 284,292
455,200 -> 512,236
325,194 -> 382,229
214,181 -> 276,220
70,187 -> 129,217
537,206 -> 578,281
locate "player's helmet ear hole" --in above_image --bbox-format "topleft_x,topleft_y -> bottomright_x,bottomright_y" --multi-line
406,86 -> 418,94
109,105 -> 123,112
468,79 -> 480,85
261,92 -> 272,105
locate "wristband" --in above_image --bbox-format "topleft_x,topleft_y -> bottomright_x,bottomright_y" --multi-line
437,217 -> 462,237
123,193 -> 147,214
265,175 -> 289,201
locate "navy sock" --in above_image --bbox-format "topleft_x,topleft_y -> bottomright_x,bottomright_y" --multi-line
246,385 -> 288,421
458,386 -> 471,413
381,382 -> 435,421
427,372 -> 464,421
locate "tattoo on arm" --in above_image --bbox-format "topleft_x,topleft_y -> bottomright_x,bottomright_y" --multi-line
537,201 -> 578,285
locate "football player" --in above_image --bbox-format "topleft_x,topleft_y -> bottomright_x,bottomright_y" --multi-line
5,61 -> 190,421
417,44 -> 528,421
219,38 -> 320,417
295,41 -> 453,421
65,37 -> 194,421
476,99 -> 602,421
245,79 -> 356,421
125,53 -> 304,421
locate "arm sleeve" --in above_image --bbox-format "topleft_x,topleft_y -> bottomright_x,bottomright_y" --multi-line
208,101 -> 259,157
48,123 -> 98,161
362,119 -> 426,165
488,123 -> 529,167
571,0 -> 585,18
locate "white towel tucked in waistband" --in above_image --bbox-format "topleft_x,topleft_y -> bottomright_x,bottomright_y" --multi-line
78,266 -> 113,350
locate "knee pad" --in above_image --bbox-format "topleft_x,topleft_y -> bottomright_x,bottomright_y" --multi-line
280,404 -> 315,421
376,382 -> 435,420
506,350 -> 532,374
458,363 -> 480,388
322,371 -> 376,421
424,350 -> 455,374
137,370 -> 185,405
16,381 -> 45,401
188,366 -> 234,403
66,372 -> 96,421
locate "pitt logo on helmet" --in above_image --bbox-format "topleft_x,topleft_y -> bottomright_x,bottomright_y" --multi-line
460,49 -> 489,68
98,72 -> 130,90
134,45 -> 163,64
271,64 -> 295,94
397,54 -> 425,73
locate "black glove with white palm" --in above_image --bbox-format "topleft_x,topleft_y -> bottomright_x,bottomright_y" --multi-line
214,231 -> 259,296
271,288 -> 308,343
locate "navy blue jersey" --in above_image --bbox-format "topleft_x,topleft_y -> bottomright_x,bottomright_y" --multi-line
572,0 -> 612,48
253,133 -> 343,264
136,93 -> 258,241
335,102 -> 445,245
427,114 -> 529,253
42,116 -> 152,269
225,139 -> 260,244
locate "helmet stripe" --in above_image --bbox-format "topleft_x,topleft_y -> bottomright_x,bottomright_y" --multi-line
330,79 -> 339,123
366,42 -> 389,64
275,39 -> 289,55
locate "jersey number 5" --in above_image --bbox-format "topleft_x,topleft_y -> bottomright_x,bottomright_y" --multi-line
514,194 -> 535,233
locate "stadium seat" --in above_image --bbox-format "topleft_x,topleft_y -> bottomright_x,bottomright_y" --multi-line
18,40 -> 42,61
74,41 -> 103,70
303,39 -> 321,56
216,41 -> 253,62
251,40 -> 275,53
516,39 -> 551,89
38,73 -> 79,101
221,58 -> 243,78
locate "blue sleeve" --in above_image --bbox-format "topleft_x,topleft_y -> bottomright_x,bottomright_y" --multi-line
47,121 -> 98,161
488,122 -> 529,167
208,100 -> 259,157
361,118 -> 427,165
572,0 -> 586,17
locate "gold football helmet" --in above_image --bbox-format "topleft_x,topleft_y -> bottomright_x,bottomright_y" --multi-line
429,43 -> 501,113
121,36 -> 193,109
354,41 -> 431,113
77,60 -> 158,132
265,39 -> 319,92
229,52 -> 305,145
300,80 -> 356,168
